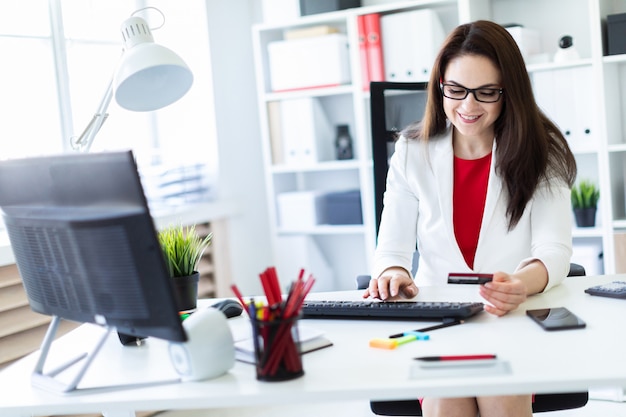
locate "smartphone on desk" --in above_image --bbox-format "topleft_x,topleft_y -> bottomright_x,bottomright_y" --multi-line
526,307 -> 586,331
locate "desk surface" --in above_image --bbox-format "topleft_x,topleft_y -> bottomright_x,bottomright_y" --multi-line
1,275 -> 626,417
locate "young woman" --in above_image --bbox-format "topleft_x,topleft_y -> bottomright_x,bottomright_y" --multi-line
363,20 -> 577,417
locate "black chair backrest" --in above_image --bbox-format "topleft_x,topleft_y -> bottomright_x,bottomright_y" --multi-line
370,81 -> 427,236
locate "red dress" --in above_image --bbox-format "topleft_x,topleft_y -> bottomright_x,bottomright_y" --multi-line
453,152 -> 492,269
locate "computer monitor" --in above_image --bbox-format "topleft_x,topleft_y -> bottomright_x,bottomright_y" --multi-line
0,150 -> 187,392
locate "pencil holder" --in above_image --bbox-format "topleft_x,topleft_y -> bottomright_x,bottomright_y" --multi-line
252,315 -> 304,381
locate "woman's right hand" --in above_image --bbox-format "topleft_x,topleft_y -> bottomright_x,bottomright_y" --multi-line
362,267 -> 418,300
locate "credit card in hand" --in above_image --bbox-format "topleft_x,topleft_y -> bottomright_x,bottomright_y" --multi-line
447,273 -> 493,284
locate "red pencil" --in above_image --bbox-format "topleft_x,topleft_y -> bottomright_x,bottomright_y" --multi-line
415,354 -> 497,362
249,266 -> 317,376
230,284 -> 248,315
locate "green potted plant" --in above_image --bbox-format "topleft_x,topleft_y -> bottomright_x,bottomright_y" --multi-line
571,180 -> 600,227
158,224 -> 212,311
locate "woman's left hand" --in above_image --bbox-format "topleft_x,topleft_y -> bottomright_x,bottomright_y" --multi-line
478,272 -> 527,316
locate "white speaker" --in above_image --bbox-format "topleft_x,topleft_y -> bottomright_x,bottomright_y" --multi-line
168,306 -> 235,381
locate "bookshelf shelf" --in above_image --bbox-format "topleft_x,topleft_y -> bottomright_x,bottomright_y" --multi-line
253,0 -> 626,287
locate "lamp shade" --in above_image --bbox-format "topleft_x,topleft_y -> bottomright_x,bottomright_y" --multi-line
113,16 -> 193,112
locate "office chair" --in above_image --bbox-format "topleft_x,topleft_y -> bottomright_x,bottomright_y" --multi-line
367,81 -> 588,415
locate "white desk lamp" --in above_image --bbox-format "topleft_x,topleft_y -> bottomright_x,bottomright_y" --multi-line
71,9 -> 193,152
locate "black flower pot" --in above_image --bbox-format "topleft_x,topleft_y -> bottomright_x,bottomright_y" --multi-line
574,207 -> 597,228
172,271 -> 200,311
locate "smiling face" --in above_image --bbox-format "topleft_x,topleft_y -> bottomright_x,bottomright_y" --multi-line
442,54 -> 503,147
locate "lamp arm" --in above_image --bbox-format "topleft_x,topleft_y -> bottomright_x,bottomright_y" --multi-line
70,79 -> 114,153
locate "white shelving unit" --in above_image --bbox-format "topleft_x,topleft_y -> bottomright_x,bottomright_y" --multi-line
252,0 -> 626,290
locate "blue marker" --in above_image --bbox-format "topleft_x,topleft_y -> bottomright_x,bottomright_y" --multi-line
404,331 -> 430,340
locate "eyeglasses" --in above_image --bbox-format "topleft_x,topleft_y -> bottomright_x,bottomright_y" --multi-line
440,83 -> 503,103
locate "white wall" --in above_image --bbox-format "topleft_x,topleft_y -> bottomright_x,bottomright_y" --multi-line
205,1 -> 271,295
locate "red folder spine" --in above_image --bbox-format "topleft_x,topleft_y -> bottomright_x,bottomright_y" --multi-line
363,13 -> 385,83
357,14 -> 370,91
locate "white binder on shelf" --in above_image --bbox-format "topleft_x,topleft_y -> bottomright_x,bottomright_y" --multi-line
381,9 -> 445,82
534,66 -> 596,153
280,98 -> 333,165
571,66 -> 596,153
552,68 -> 579,150
267,101 -> 284,165
532,70 -> 557,119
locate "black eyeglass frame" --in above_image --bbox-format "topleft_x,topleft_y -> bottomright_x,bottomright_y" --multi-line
440,83 -> 504,103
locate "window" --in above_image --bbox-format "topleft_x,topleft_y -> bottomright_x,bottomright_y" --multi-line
0,0 -> 219,206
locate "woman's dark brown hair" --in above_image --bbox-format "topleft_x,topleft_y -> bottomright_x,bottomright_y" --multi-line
405,20 -> 577,230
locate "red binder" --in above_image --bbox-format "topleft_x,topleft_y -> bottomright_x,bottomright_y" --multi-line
357,14 -> 370,90
363,13 -> 385,83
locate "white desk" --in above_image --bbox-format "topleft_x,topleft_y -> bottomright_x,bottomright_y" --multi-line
1,275 -> 625,417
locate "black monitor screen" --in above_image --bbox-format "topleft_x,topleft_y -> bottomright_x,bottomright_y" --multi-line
0,151 -> 186,342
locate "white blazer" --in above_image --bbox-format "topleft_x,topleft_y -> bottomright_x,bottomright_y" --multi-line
372,129 -> 573,292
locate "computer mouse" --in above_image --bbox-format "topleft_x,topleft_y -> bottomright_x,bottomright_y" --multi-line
211,299 -> 244,318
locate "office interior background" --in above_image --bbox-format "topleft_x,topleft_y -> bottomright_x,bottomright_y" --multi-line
2,1 -> 626,415
1,0 -> 625,295
0,0 -> 272,296
0,0 -> 430,298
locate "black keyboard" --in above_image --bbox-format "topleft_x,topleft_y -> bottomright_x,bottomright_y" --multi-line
301,300 -> 484,320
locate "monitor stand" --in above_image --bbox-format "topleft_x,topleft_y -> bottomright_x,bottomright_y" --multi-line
30,316 -> 181,395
